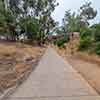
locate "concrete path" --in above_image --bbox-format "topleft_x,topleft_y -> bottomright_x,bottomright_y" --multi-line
6,48 -> 100,100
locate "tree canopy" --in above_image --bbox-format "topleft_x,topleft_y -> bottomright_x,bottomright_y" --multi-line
0,0 -> 58,43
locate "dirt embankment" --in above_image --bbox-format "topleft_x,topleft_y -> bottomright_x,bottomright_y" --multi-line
0,42 -> 45,95
66,55 -> 100,94
55,39 -> 100,94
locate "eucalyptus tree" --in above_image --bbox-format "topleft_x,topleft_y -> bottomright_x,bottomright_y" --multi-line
1,0 -> 58,43
80,2 -> 97,26
63,10 -> 80,33
0,0 -> 17,40
80,2 -> 97,20
0,0 -> 5,32
34,0 -> 59,35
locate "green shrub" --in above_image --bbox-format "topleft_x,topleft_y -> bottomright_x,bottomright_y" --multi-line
78,27 -> 93,51
56,40 -> 65,48
78,37 -> 92,51
95,42 -> 100,50
96,50 -> 100,55
91,24 -> 100,42
80,27 -> 92,38
54,37 -> 68,48
94,29 -> 100,42
95,42 -> 100,55
79,24 -> 100,55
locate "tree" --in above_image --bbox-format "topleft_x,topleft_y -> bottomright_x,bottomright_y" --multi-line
8,0 -> 58,42
80,2 -> 97,26
63,10 -> 80,33
0,1 -> 18,40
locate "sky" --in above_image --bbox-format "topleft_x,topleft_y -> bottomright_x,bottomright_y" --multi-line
52,0 -> 100,25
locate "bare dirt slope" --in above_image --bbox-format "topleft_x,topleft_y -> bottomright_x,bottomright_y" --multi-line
0,42 -> 45,95
67,56 -> 100,94
56,39 -> 100,95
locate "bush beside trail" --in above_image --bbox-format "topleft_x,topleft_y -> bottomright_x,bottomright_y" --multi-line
78,24 -> 100,56
54,36 -> 69,48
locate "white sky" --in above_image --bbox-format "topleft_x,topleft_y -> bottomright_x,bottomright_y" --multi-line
52,0 -> 100,25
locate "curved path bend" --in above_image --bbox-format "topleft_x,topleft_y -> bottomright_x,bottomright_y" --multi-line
6,48 -> 100,100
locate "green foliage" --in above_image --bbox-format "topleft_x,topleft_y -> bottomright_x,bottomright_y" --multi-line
95,42 -> 100,50
55,39 -> 65,48
0,0 -> 58,43
63,10 -> 80,33
20,17 -> 39,40
0,6 -> 17,40
78,27 -> 94,51
78,36 -> 92,51
54,37 -> 69,48
79,24 -> 100,55
91,24 -> 100,42
96,50 -> 100,55
80,27 -> 92,38
80,2 -> 97,20
95,42 -> 100,55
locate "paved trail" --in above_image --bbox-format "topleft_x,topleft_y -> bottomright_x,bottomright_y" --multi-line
6,48 -> 100,100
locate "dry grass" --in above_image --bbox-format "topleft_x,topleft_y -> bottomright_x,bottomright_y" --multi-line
0,43 -> 44,59
73,52 -> 100,65
0,42 -> 45,93
56,37 -> 100,66
55,39 -> 100,95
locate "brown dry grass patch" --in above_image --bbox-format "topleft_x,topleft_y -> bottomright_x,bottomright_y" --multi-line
55,41 -> 100,95
0,42 -> 45,93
